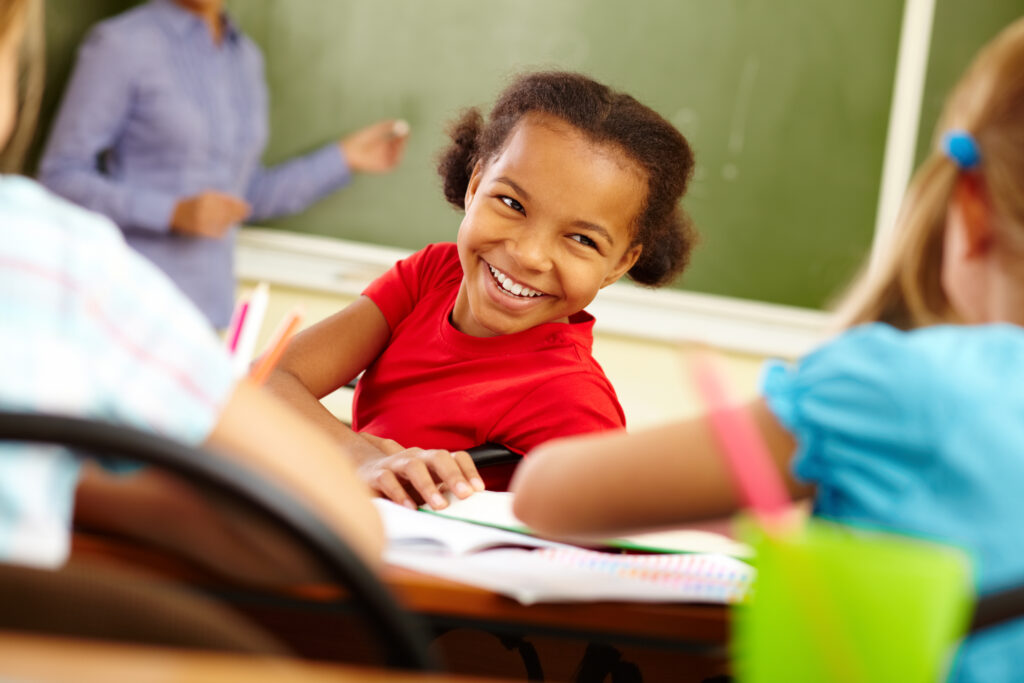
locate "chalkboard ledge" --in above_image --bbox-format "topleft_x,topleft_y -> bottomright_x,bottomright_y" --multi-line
236,228 -> 830,358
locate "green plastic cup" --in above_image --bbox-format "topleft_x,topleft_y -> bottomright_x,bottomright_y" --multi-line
733,518 -> 973,683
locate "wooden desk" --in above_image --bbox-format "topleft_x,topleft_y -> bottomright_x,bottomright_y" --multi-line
384,565 -> 727,650
0,631 -> 500,683
70,532 -> 731,681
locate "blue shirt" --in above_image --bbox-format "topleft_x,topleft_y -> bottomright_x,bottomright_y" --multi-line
762,323 -> 1024,683
0,175 -> 235,567
39,0 -> 351,327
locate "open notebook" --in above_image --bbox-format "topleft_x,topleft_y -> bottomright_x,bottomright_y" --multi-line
375,497 -> 754,605
421,490 -> 752,558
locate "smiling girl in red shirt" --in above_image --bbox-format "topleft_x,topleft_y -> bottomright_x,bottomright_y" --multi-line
266,71 -> 697,510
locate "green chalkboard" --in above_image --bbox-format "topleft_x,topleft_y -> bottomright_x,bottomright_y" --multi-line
31,1 -> 1022,308
231,0 -> 903,310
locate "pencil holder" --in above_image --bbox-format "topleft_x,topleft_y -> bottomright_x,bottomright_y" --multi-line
732,517 -> 972,683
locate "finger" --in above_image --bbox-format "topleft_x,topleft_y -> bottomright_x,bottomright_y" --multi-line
372,118 -> 398,136
204,192 -> 246,209
198,216 -> 223,238
452,450 -> 486,491
400,457 -> 447,510
385,140 -> 407,168
381,439 -> 404,455
209,212 -> 236,237
232,204 -> 252,224
364,433 -> 405,456
425,449 -> 475,500
216,196 -> 249,218
230,198 -> 252,215
212,201 -> 248,233
370,469 -> 417,510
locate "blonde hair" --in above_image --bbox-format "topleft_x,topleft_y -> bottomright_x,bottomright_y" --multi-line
835,17 -> 1024,330
0,0 -> 43,173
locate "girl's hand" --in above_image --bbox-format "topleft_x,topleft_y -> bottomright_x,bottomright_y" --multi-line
357,443 -> 486,511
359,432 -> 406,456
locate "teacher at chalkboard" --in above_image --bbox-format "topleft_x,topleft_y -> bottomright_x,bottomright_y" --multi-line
39,0 -> 408,328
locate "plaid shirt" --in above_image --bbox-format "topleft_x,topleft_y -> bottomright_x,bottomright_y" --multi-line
0,175 -> 234,567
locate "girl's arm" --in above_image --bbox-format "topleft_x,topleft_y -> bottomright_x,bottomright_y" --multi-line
263,296 -> 483,510
205,378 -> 385,565
510,398 -> 811,538
264,296 -> 392,465
75,378 -> 385,579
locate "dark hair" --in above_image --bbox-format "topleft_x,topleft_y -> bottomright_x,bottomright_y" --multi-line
437,71 -> 696,287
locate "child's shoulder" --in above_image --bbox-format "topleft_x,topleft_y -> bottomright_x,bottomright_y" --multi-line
415,241 -> 459,262
94,1 -> 166,36
0,176 -> 122,249
844,322 -> 1024,364
797,322 -> 1024,392
906,323 -> 1024,378
403,242 -> 462,283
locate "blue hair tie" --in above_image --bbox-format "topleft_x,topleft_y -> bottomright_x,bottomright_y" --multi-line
942,130 -> 981,169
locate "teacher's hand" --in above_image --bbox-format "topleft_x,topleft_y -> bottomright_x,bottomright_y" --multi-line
340,119 -> 409,174
171,191 -> 251,238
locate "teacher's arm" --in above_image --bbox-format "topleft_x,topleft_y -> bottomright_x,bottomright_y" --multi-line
245,122 -> 407,221
39,27 -> 247,239
38,26 -> 178,232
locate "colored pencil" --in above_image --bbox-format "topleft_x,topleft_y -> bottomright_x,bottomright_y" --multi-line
232,282 -> 269,378
690,353 -> 790,522
248,308 -> 303,384
225,298 -> 250,354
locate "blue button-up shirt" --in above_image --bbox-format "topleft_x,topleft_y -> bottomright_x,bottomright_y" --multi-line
39,0 -> 351,327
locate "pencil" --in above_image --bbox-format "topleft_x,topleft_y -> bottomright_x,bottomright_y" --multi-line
691,353 -> 865,681
248,308 -> 303,384
689,352 -> 790,522
225,298 -> 249,354
232,282 -> 269,378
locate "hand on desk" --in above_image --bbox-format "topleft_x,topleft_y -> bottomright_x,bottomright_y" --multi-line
358,433 -> 485,511
171,190 -> 251,238
340,119 -> 409,173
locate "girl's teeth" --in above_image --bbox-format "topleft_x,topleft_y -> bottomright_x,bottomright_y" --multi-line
489,264 -> 541,298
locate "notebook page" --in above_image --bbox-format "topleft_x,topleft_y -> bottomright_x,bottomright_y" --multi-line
425,490 -> 752,557
374,498 -> 570,555
385,545 -> 754,605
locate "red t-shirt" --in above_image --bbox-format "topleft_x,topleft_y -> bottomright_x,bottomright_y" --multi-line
354,243 -> 626,490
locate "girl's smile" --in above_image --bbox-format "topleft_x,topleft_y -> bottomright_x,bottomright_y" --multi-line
451,114 -> 645,338
485,261 -> 546,299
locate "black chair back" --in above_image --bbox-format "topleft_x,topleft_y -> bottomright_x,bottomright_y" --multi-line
0,411 -> 435,670
968,583 -> 1024,636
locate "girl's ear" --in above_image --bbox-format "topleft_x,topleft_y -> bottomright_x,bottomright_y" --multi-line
463,162 -> 484,210
952,173 -> 994,257
601,243 -> 643,288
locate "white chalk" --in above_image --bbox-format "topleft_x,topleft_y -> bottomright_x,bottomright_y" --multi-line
392,119 -> 410,137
